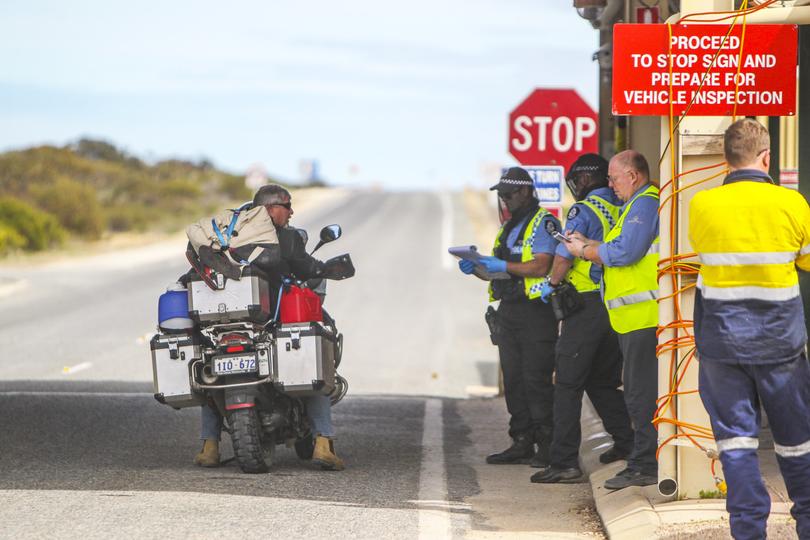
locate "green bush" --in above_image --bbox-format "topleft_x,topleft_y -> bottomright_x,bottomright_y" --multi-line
0,224 -> 26,254
218,174 -> 252,201
104,204 -> 156,232
158,177 -> 203,199
0,197 -> 66,251
29,176 -> 105,239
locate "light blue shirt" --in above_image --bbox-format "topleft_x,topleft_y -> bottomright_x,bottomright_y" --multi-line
556,187 -> 622,283
597,183 -> 659,268
505,210 -> 561,256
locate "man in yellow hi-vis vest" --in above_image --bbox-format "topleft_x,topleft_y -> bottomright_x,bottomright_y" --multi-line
567,150 -> 660,490
458,167 -> 560,468
690,119 -> 810,539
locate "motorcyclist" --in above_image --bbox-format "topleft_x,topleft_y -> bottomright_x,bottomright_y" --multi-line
188,184 -> 345,471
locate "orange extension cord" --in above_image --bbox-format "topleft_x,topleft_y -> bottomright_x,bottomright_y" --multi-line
651,0 -> 776,492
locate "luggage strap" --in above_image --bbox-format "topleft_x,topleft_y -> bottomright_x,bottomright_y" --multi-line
211,202 -> 252,250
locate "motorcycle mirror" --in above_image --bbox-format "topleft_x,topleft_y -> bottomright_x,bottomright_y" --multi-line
311,224 -> 342,254
320,224 -> 342,243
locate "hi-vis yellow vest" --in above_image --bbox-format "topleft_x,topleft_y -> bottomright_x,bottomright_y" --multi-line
489,207 -> 549,302
602,185 -> 660,333
566,195 -> 621,293
690,180 -> 810,302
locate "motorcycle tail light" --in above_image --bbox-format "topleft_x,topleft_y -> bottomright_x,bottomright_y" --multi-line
226,345 -> 245,353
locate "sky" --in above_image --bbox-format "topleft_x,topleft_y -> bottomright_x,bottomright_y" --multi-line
0,1 -> 599,190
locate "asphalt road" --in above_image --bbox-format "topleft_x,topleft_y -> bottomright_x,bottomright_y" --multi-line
0,190 -> 604,539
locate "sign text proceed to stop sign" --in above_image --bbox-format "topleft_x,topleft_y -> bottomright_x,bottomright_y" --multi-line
508,88 -> 599,173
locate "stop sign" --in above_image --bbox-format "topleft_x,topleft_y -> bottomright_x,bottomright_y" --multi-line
508,88 -> 598,173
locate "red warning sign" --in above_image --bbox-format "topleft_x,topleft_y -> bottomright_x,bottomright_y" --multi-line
612,24 -> 797,117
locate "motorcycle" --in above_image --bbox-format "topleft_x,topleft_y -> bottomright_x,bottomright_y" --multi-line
151,224 -> 354,473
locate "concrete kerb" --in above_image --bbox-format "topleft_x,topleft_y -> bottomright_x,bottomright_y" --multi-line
579,399 -> 796,539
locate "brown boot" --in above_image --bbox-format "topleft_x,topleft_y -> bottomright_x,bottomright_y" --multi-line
312,436 -> 345,471
194,439 -> 220,467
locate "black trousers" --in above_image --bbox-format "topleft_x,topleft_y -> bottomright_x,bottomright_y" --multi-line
497,299 -> 557,443
550,292 -> 634,469
618,327 -> 659,475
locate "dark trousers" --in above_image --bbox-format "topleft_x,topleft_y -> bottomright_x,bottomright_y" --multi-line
497,299 -> 557,442
551,293 -> 634,469
617,327 -> 659,475
699,354 -> 810,540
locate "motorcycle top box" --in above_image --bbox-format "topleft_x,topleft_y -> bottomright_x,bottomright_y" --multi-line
188,265 -> 272,324
274,322 -> 336,396
151,333 -> 204,409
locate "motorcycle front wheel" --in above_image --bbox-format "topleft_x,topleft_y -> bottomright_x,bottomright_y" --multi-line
228,408 -> 276,474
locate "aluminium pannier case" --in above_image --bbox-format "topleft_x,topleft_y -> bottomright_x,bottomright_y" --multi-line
188,266 -> 271,324
151,333 -> 204,409
273,322 -> 336,396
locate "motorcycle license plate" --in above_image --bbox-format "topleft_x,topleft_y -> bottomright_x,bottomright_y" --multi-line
213,354 -> 258,375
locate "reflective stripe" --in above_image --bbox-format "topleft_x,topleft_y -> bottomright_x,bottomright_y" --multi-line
697,275 -> 801,301
800,244 -> 810,256
700,251 -> 797,266
716,436 -> 759,453
605,289 -> 659,309
584,196 -> 616,229
647,243 -> 660,256
774,439 -> 810,458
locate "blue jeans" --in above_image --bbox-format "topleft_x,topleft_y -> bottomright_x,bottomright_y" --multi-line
200,394 -> 335,440
699,354 -> 810,540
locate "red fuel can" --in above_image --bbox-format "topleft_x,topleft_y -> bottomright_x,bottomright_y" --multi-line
279,285 -> 323,323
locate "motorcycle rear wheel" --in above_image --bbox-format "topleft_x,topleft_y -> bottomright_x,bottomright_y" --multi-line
228,408 -> 276,474
294,433 -> 314,460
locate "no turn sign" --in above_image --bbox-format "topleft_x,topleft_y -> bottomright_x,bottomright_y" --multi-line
508,88 -> 598,173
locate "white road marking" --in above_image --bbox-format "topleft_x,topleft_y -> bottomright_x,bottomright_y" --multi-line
0,392 -> 151,397
416,398 -> 452,539
440,191 -> 454,271
62,362 -> 93,375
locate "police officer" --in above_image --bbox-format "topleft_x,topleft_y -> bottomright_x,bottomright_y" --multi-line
459,167 -> 560,467
530,154 -> 634,484
567,150 -> 660,489
689,118 -> 810,539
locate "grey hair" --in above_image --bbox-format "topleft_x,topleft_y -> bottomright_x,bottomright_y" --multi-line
253,184 -> 291,206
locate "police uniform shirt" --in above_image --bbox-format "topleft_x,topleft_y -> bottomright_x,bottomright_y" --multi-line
555,186 -> 621,284
597,183 -> 659,267
504,211 -> 561,257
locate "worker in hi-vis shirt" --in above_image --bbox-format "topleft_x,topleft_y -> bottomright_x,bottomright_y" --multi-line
689,118 -> 810,540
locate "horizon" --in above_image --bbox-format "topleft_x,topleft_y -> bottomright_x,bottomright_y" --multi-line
0,1 -> 599,190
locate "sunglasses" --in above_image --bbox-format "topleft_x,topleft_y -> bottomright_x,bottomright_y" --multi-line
498,190 -> 521,200
268,202 -> 292,210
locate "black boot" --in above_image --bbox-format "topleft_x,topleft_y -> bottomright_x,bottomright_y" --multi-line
486,435 -> 534,464
530,437 -> 550,468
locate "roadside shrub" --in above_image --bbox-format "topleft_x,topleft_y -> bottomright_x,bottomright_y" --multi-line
218,174 -> 252,201
104,204 -> 155,232
158,177 -> 203,199
0,224 -> 25,254
0,197 -> 66,251
29,176 -> 105,239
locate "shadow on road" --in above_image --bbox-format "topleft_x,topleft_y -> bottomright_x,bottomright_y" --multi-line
0,380 -> 457,511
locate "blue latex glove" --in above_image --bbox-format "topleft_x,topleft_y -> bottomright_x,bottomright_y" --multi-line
539,280 -> 556,304
479,256 -> 507,274
458,259 -> 476,275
